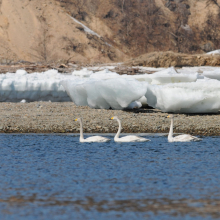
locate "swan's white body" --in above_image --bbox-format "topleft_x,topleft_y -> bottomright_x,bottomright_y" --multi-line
75,118 -> 110,143
167,115 -> 202,142
111,116 -> 150,142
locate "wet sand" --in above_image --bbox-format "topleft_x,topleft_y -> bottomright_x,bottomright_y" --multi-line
0,102 -> 219,136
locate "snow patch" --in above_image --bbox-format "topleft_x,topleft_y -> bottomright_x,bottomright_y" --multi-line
146,79 -> 220,113
207,49 -> 220,55
0,69 -> 71,102
61,78 -> 147,110
70,16 -> 112,47
148,67 -> 198,84
202,69 -> 220,81
1,66 -> 220,113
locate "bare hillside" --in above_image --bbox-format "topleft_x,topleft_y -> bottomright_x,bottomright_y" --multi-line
0,0 -> 220,64
0,0 -> 127,64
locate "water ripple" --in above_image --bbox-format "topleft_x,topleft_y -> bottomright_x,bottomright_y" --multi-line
0,134 -> 219,219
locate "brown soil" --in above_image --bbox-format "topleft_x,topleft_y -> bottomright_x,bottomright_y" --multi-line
1,50 -> 220,74
0,63 -> 78,74
0,102 -> 219,136
0,0 -> 127,64
0,0 -> 220,65
125,51 -> 220,67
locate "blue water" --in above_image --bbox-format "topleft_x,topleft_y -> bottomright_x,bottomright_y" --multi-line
0,134 -> 219,220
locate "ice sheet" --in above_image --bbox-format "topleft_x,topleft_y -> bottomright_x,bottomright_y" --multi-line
1,66 -> 220,113
61,78 -> 148,110
0,69 -> 71,102
202,69 -> 220,81
148,67 -> 198,84
146,79 -> 220,113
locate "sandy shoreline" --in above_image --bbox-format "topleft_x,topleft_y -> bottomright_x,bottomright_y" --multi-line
0,102 -> 219,136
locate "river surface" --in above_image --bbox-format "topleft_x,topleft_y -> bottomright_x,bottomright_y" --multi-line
0,134 -> 219,220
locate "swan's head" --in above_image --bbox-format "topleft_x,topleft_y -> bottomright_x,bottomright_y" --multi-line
111,116 -> 118,120
167,114 -> 174,119
75,118 -> 82,122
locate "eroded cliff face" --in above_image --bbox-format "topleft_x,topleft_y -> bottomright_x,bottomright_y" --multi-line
0,0 -> 127,64
0,0 -> 219,64
48,0 -> 220,59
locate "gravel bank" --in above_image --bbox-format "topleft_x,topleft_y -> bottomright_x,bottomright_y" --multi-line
0,102 -> 219,136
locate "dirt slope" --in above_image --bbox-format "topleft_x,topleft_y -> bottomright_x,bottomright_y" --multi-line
0,0 -> 219,64
0,0 -> 127,64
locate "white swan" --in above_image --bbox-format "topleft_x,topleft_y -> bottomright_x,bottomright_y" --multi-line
167,114 -> 202,142
111,116 -> 150,142
75,118 -> 110,143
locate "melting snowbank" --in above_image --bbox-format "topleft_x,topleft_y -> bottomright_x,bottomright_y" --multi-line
0,69 -> 71,102
202,69 -> 220,81
62,78 -> 147,110
0,66 -> 220,113
148,67 -> 198,84
0,68 -> 148,109
146,79 -> 220,113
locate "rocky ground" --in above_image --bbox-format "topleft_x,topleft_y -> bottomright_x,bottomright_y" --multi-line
0,102 -> 219,136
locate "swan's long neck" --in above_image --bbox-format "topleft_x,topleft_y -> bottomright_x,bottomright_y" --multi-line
168,117 -> 174,139
79,119 -> 84,140
115,118 -> 122,139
